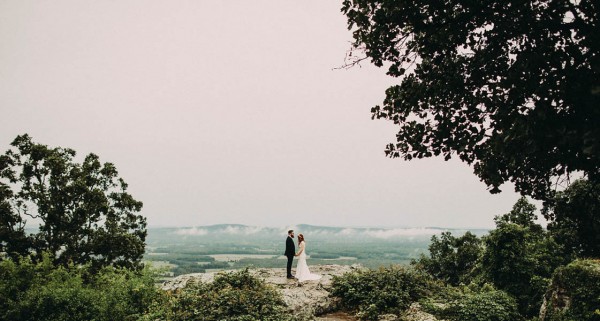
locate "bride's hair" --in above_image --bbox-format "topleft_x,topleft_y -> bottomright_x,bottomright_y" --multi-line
298,234 -> 305,243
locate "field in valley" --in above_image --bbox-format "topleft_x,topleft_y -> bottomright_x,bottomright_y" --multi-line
144,224 -> 488,277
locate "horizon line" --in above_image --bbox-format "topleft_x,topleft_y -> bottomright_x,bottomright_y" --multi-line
146,223 -> 492,230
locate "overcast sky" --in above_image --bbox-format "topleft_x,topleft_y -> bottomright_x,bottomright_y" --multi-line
0,0 -> 529,228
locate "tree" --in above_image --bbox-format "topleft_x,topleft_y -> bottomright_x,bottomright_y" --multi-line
493,197 -> 539,229
341,0 -> 599,199
482,198 -> 565,317
413,231 -> 482,286
542,179 -> 600,258
0,134 -> 147,270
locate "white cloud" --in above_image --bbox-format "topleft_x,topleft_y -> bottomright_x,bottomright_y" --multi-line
174,225 -> 451,239
175,227 -> 208,236
363,228 -> 443,239
338,228 -> 356,236
223,226 -> 265,235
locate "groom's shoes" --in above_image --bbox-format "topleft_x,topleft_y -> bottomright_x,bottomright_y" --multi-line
287,275 -> 295,279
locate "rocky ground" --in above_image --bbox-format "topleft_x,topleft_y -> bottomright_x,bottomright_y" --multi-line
161,264 -> 440,321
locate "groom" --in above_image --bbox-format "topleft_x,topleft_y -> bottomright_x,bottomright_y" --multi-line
284,229 -> 295,279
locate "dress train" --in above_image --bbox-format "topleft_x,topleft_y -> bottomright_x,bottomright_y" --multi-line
296,241 -> 321,282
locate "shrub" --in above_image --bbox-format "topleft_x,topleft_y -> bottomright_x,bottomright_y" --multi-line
330,266 -> 438,320
0,255 -> 162,321
143,268 -> 294,321
423,287 -> 522,321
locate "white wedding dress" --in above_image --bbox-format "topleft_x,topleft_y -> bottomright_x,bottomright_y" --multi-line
296,241 -> 321,282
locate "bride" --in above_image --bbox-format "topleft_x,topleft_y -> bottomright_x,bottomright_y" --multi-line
295,233 -> 321,282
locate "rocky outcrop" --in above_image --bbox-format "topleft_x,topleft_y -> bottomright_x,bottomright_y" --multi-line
161,264 -> 445,321
539,284 -> 571,320
400,303 -> 442,321
539,259 -> 600,321
162,264 -> 360,320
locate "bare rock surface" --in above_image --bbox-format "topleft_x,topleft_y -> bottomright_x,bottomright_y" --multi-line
400,303 -> 443,321
315,311 -> 358,321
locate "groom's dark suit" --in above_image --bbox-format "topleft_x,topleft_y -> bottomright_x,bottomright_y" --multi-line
284,236 -> 295,278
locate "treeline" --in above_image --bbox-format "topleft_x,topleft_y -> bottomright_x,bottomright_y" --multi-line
152,247 -> 276,255
171,261 -> 231,276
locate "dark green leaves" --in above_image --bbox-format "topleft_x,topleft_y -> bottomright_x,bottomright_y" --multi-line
542,179 -> 600,258
0,135 -> 147,271
342,0 -> 600,199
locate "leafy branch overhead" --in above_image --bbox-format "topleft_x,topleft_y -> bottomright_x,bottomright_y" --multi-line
342,0 -> 599,199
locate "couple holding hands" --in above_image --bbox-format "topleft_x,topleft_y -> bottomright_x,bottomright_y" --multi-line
284,230 -> 321,281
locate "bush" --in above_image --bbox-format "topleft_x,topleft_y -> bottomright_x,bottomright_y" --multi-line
0,255 -> 162,321
330,266 -> 439,320
143,268 -> 294,321
541,259 -> 600,321
423,286 -> 522,321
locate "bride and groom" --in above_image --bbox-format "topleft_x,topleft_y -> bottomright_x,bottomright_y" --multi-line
284,230 -> 321,281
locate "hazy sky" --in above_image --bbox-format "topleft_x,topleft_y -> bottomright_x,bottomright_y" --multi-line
1,1 -> 529,228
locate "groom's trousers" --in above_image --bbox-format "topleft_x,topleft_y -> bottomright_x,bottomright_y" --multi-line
286,255 -> 293,277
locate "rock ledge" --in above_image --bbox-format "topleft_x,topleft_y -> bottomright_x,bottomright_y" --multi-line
162,264 -> 361,319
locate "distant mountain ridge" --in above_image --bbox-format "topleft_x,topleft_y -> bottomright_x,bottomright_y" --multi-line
148,224 -> 489,241
144,224 -> 489,272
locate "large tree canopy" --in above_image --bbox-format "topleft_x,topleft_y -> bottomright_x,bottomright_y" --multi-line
0,135 -> 147,270
342,0 -> 599,199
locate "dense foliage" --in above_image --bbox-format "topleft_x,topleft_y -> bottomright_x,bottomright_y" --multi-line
0,255 -> 161,321
330,266 -> 438,320
541,259 -> 600,321
142,269 -> 293,321
423,286 -> 521,321
482,198 -> 565,317
330,197 -> 600,321
341,0 -> 600,199
543,179 -> 600,258
412,231 -> 482,286
401,198 -> 578,320
0,134 -> 147,270
1,256 -> 293,321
